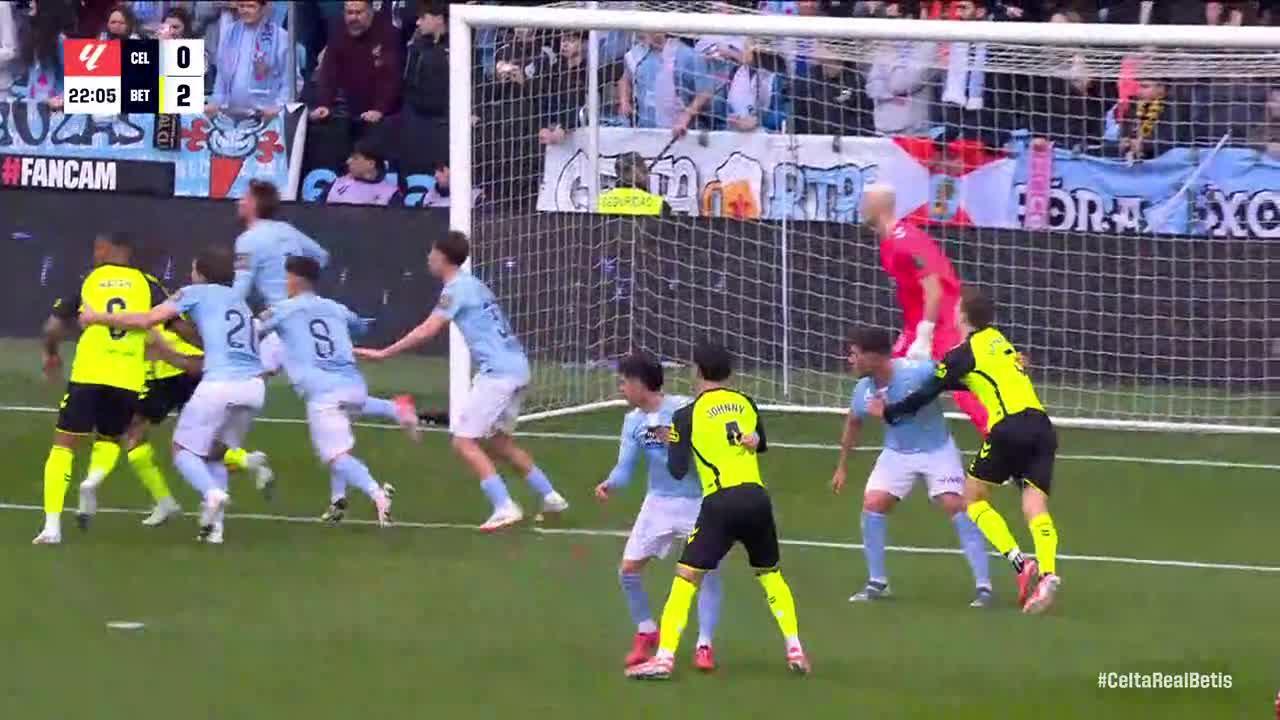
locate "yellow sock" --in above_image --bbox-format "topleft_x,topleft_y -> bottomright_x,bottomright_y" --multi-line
87,440 -> 122,485
757,570 -> 800,643
1029,512 -> 1058,575
223,447 -> 248,472
43,446 -> 74,514
657,575 -> 698,655
128,443 -> 171,502
967,500 -> 1020,556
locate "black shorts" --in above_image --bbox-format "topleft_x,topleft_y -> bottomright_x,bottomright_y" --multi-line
969,409 -> 1058,494
55,382 -> 140,438
139,373 -> 200,423
679,484 -> 780,571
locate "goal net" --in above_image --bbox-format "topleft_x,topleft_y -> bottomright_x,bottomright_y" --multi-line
450,3 -> 1280,433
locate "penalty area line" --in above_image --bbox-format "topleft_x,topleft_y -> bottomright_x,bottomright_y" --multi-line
0,405 -> 1275,471
2,502 -> 1278,575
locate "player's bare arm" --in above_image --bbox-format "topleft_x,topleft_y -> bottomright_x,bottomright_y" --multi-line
907,273 -> 942,359
40,315 -> 70,381
356,312 -> 448,361
832,412 -> 862,495
81,302 -> 180,331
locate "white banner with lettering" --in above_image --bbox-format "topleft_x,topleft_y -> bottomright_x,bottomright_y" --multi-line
535,127 -> 1018,227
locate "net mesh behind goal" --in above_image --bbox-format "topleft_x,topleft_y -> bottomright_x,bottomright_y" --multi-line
461,7 -> 1280,431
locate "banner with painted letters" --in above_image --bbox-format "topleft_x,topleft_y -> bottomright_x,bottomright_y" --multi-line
0,102 -> 305,198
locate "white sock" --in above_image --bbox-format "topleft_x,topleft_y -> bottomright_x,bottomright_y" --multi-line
655,648 -> 675,660
44,512 -> 61,533
786,636 -> 802,652
696,633 -> 712,648
637,619 -> 657,634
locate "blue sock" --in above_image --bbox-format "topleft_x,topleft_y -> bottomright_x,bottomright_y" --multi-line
206,460 -> 229,491
861,510 -> 889,585
479,475 -> 511,509
524,466 -> 554,496
361,397 -> 398,422
333,455 -> 380,500
619,571 -> 654,631
174,449 -> 213,495
952,511 -> 992,589
696,569 -> 722,647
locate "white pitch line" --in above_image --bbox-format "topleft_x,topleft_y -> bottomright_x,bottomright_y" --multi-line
1,405 -> 1275,471
3,502 -> 1278,575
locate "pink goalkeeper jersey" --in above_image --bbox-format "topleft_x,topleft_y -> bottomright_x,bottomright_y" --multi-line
879,220 -> 962,331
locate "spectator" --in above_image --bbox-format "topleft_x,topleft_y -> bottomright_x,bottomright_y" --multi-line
206,0 -> 290,118
533,29 -> 590,146
76,0 -> 115,38
419,161 -> 481,208
939,0 -> 1024,146
1022,8 -> 1108,152
693,35 -> 783,132
493,26 -> 552,88
19,0 -> 75,107
129,1 -> 194,38
325,139 -> 400,206
310,0 -> 402,135
0,0 -> 17,100
394,0 -> 448,172
1110,76 -> 1187,161
863,36 -> 937,135
1247,86 -> 1280,158
790,40 -> 874,137
100,3 -> 138,40
156,6 -> 192,40
617,33 -> 705,131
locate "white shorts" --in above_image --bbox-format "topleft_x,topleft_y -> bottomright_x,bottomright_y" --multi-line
865,438 -> 966,501
622,494 -> 703,562
172,377 -> 266,456
453,374 -> 526,440
307,384 -> 368,463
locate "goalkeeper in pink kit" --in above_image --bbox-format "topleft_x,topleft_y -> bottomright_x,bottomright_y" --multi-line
862,184 -> 988,437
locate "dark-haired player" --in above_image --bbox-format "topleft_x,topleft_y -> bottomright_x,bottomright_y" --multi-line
35,233 -> 165,544
628,343 -> 808,680
82,246 -> 267,545
233,180 -> 420,439
356,231 -> 568,531
596,352 -> 723,672
869,288 -> 1061,614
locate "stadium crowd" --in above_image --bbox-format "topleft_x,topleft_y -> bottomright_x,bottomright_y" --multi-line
0,0 -> 1277,205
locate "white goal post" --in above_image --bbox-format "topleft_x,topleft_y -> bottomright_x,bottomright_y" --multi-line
448,4 -> 1280,434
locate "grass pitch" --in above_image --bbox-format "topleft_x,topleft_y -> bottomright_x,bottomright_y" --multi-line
0,339 -> 1276,719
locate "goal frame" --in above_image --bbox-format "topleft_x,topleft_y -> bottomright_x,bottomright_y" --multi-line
448,4 -> 1279,434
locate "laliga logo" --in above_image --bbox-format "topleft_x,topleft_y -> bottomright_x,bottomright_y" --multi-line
79,43 -> 108,72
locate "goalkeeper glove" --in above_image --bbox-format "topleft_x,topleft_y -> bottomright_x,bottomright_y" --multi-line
906,321 -> 935,360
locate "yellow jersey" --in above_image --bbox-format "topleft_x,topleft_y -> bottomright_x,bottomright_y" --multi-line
144,275 -> 203,381
884,325 -> 1045,432
667,387 -> 768,497
52,264 -> 166,392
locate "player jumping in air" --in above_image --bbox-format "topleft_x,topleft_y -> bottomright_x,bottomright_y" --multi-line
833,327 -> 992,607
258,256 -> 394,526
869,288 -> 1062,614
628,343 -> 808,680
595,352 -> 723,672
233,180 -> 420,439
862,183 -> 989,438
355,231 -> 568,531
34,233 -> 166,545
82,246 -> 267,545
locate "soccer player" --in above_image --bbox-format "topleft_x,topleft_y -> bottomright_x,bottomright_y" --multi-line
862,183 -> 989,437
34,233 -> 166,545
355,231 -> 568,531
80,246 -> 267,545
257,256 -> 394,526
595,352 -> 723,672
233,179 -> 419,438
869,288 -> 1062,614
627,343 -> 808,680
832,327 -> 992,607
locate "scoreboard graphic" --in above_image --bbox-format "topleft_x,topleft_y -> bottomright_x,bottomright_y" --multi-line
63,39 -> 205,115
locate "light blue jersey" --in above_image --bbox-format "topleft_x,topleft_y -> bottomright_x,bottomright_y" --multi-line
258,292 -> 365,400
604,395 -> 699,499
433,274 -> 529,381
169,283 -> 263,381
851,358 -> 949,453
233,219 -> 331,307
